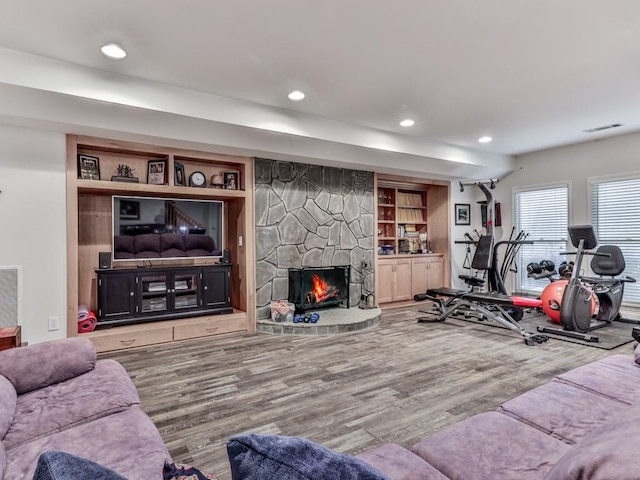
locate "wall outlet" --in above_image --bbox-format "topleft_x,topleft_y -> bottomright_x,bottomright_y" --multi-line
48,316 -> 60,331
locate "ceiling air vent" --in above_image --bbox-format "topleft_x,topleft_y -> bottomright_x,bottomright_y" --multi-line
582,123 -> 623,133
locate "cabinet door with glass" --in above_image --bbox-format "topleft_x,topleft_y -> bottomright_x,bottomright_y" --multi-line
137,273 -> 170,316
171,270 -> 201,312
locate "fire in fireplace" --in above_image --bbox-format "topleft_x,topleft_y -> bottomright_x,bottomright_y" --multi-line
289,266 -> 350,312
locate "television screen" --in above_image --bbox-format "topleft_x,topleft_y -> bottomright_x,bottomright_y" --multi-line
112,195 -> 224,262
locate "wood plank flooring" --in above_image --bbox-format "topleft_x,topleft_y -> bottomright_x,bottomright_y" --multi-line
101,305 -> 633,479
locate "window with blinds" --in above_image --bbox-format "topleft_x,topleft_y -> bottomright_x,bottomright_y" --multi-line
514,185 -> 569,294
591,176 -> 640,306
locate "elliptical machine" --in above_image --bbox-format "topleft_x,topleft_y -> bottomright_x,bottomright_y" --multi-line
536,225 -> 638,343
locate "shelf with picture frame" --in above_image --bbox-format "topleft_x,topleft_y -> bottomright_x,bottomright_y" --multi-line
66,134 -> 256,352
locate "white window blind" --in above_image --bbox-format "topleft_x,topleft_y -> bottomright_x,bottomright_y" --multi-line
591,177 -> 640,305
514,185 -> 569,294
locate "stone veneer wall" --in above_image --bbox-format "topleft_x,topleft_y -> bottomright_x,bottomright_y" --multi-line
255,158 -> 375,319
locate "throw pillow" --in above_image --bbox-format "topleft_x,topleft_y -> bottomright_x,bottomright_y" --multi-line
163,460 -> 217,480
32,451 -> 126,480
226,433 -> 389,480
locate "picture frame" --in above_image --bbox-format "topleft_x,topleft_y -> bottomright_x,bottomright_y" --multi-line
174,162 -> 186,187
147,159 -> 168,185
455,203 -> 471,226
119,200 -> 140,220
77,154 -> 101,180
224,171 -> 239,190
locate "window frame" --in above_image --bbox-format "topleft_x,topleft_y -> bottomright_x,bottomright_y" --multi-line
588,172 -> 640,307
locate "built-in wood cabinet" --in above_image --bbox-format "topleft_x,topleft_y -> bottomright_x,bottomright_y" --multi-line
65,135 -> 256,352
377,257 -> 413,303
96,265 -> 232,327
411,256 -> 444,296
375,174 -> 450,305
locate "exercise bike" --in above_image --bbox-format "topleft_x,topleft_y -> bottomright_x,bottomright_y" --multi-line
536,225 -> 639,343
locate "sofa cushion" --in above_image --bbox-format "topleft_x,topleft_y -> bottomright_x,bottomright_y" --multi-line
32,451 -> 126,480
184,235 -> 216,257
0,441 -> 6,479
4,407 -> 169,480
134,234 -> 161,258
498,378 -> 628,444
356,443 -> 448,480
226,433 -> 389,480
555,354 -> 640,405
412,412 -> 570,480
0,338 -> 96,395
0,375 -> 17,439
3,359 -> 140,449
160,234 -> 187,258
545,402 -> 640,480
113,236 -> 135,259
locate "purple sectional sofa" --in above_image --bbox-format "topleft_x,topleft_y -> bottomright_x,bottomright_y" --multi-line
0,338 -> 169,479
354,347 -> 640,479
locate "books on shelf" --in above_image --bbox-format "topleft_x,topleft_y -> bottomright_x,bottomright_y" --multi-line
147,282 -> 166,292
397,192 -> 423,207
397,208 -> 425,223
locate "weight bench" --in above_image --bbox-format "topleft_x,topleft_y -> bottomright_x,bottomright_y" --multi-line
416,287 -> 548,346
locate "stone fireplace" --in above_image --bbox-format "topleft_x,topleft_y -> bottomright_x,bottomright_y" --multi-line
289,265 -> 351,312
255,158 -> 374,320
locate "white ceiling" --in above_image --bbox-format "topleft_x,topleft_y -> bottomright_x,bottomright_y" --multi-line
0,1 -> 639,176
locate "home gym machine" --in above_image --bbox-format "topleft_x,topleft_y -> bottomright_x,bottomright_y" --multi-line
414,179 -> 549,346
536,225 -> 639,343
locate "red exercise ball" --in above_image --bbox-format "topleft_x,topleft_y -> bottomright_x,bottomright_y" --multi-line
540,280 -> 596,323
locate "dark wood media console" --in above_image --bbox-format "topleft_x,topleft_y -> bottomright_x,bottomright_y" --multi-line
96,264 -> 232,327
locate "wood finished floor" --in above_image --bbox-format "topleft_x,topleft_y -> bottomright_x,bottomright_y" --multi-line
101,305 -> 632,479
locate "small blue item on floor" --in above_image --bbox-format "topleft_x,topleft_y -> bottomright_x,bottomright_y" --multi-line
309,312 -> 320,323
293,314 -> 303,323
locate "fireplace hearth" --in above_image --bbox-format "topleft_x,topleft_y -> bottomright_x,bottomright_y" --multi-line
289,266 -> 350,313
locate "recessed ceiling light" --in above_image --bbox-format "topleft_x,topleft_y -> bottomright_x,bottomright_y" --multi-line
100,42 -> 127,60
288,90 -> 306,101
478,136 -> 493,143
399,119 -> 415,127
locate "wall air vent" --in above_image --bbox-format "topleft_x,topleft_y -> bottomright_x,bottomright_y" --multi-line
582,123 -> 623,133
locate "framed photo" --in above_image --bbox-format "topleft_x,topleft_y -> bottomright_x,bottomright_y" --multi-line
119,200 -> 140,220
174,162 -> 186,187
224,171 -> 239,190
147,159 -> 167,185
455,203 -> 471,226
77,154 -> 101,180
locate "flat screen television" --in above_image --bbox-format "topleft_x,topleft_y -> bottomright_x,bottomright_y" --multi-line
112,195 -> 224,262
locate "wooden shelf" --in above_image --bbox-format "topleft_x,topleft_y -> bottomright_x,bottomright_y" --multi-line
76,179 -> 246,199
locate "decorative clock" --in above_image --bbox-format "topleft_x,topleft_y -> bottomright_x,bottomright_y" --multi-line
189,171 -> 207,188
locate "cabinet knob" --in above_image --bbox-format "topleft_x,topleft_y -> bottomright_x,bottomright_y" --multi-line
204,286 -> 208,290
130,292 -> 134,297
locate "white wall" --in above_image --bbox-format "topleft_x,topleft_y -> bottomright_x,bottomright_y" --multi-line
0,124 -> 67,344
500,132 -> 640,234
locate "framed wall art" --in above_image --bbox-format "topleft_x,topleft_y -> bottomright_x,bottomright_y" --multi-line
455,203 -> 471,226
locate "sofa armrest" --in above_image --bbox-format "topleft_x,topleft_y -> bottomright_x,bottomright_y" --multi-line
0,338 -> 96,394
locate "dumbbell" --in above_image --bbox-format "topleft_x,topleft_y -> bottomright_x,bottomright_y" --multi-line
527,262 -> 543,274
540,260 -> 555,272
558,261 -> 574,277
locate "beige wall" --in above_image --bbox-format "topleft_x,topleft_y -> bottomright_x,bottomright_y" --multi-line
0,123 -> 67,344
